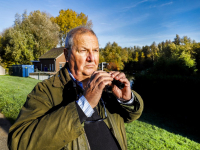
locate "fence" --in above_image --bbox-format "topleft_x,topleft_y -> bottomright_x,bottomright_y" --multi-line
29,72 -> 56,80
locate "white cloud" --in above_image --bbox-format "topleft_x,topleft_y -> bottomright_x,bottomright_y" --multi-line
149,1 -> 173,8
160,2 -> 173,7
161,21 -> 179,29
123,0 -> 148,9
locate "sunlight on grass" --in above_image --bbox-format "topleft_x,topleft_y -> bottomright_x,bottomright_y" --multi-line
125,120 -> 200,150
0,75 -> 40,122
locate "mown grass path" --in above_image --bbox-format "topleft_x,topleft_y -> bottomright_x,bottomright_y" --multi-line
0,75 -> 200,149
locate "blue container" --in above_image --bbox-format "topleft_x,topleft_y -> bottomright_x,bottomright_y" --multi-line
9,65 -> 34,77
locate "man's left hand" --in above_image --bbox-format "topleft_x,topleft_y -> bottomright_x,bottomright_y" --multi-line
109,71 -> 132,101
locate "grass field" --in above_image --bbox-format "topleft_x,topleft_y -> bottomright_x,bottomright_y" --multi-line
0,75 -> 40,122
0,75 -> 200,149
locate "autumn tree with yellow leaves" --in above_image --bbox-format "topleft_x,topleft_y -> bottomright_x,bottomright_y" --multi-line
100,42 -> 128,71
51,9 -> 93,46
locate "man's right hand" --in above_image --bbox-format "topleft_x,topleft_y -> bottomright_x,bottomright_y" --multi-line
83,71 -> 113,108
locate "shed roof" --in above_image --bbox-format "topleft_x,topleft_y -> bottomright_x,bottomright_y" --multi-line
39,47 -> 65,59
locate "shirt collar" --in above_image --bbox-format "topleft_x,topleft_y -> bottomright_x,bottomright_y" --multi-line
67,67 -> 84,89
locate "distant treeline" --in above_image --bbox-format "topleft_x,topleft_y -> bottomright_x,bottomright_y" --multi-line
99,34 -> 200,75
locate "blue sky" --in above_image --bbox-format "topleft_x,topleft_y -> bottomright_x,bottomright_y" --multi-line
0,0 -> 200,48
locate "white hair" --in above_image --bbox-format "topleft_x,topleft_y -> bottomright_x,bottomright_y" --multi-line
65,26 -> 97,50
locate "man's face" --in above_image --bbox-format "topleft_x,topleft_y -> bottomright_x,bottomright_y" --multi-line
65,32 -> 99,80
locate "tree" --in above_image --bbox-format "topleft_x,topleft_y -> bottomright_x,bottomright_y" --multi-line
0,27 -> 35,66
181,36 -> 191,45
173,34 -> 181,45
150,42 -> 159,61
142,45 -> 151,59
51,9 -> 93,46
21,10 -> 60,59
155,42 -> 196,75
193,43 -> 200,73
100,42 -> 128,71
0,10 -> 60,67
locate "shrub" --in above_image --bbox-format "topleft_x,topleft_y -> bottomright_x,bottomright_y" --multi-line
148,57 -> 196,76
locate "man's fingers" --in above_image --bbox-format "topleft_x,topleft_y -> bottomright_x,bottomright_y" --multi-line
96,76 -> 113,89
98,80 -> 113,90
91,71 -> 112,83
118,78 -> 130,87
109,71 -> 126,80
110,71 -> 120,78
115,72 -> 126,80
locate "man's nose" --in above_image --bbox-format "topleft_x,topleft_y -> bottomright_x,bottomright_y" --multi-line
86,51 -> 95,62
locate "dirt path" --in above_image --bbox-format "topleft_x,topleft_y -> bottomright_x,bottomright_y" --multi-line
0,113 -> 11,150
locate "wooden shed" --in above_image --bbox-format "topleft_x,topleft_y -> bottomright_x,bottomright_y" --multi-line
32,47 -> 66,72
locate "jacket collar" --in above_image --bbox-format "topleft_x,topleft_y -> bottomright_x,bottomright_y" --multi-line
52,63 -> 72,88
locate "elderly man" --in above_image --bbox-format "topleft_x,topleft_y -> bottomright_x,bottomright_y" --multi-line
8,26 -> 143,150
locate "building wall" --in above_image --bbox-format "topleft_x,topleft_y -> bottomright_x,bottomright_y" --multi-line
56,53 -> 66,72
0,65 -> 5,75
32,62 -> 41,71
39,59 -> 55,72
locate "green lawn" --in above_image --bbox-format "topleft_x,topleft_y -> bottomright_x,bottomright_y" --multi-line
125,119 -> 200,149
0,75 -> 200,149
0,75 -> 40,122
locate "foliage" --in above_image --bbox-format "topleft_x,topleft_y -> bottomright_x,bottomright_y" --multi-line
150,41 -> 159,61
99,48 -> 105,63
99,34 -> 199,74
123,34 -> 199,74
123,45 -> 153,73
157,40 -> 196,74
148,57 -> 195,75
193,42 -> 200,73
51,9 -> 93,46
0,34 -> 3,66
0,10 -> 60,67
0,27 -> 35,65
100,42 -> 128,71
22,10 -> 60,59
173,34 -> 181,45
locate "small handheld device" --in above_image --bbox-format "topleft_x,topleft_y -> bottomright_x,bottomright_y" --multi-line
105,79 -> 125,91
112,79 -> 125,89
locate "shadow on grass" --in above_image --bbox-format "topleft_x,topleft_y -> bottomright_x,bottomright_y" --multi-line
0,118 -> 11,134
138,107 -> 200,143
6,118 -> 16,125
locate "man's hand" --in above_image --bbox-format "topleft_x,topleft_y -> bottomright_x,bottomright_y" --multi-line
109,71 -> 132,101
84,71 -> 113,108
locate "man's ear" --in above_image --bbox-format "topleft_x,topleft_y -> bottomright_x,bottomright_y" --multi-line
64,48 -> 69,62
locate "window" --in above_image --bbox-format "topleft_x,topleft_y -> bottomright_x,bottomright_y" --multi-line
59,64 -> 62,69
